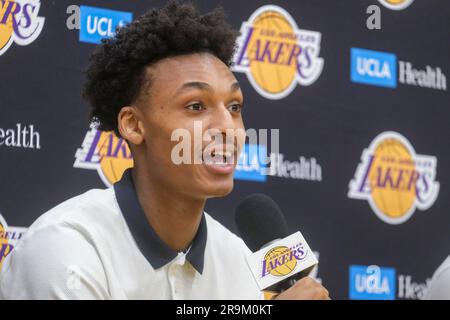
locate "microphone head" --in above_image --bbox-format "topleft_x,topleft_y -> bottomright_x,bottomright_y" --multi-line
234,193 -> 289,252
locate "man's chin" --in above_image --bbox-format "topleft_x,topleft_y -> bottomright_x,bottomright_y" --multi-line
204,180 -> 234,198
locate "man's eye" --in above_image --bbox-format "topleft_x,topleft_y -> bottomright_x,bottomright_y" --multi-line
186,103 -> 204,111
228,103 -> 242,112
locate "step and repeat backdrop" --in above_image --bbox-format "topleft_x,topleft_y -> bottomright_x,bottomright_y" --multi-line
1,0 -> 449,299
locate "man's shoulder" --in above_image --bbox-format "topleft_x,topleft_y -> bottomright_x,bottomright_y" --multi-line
15,187 -> 124,252
29,187 -> 119,231
0,188 -> 115,299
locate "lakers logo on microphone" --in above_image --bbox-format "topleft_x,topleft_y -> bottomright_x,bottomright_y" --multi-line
232,5 -> 324,99
74,128 -> 133,187
247,232 -> 317,290
348,132 -> 439,225
0,0 -> 45,56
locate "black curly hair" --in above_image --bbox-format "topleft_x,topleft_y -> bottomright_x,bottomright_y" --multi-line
83,1 -> 239,137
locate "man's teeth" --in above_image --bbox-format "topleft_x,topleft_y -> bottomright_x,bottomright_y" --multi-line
212,151 -> 232,157
208,150 -> 233,165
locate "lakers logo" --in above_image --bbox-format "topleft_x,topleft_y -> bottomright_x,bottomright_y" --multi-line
378,0 -> 415,10
261,244 -> 306,277
0,215 -> 10,270
232,5 -> 324,100
0,0 -> 45,56
0,214 -> 27,271
348,132 -> 439,225
74,128 -> 134,187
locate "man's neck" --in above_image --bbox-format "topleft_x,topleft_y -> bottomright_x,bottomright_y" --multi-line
131,166 -> 205,253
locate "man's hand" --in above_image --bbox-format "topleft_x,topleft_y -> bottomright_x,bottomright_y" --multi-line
274,277 -> 330,300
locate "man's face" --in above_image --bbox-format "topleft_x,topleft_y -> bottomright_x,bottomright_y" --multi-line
136,53 -> 245,200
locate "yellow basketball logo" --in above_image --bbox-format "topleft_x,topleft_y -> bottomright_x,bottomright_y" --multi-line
263,246 -> 297,277
74,128 -> 134,186
348,131 -> 439,224
378,0 -> 415,10
233,5 -> 324,99
0,1 -> 15,52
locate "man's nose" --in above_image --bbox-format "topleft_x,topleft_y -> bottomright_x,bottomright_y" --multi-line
207,104 -> 236,133
203,104 -> 239,145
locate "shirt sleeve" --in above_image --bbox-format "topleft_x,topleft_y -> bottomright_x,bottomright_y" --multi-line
0,221 -> 111,300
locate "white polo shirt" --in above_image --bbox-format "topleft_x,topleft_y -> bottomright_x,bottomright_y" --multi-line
0,169 -> 263,300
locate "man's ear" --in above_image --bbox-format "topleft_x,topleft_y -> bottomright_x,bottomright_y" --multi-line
117,106 -> 145,145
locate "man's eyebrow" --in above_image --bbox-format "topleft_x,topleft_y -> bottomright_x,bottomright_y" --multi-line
230,81 -> 241,92
173,81 -> 241,97
173,81 -> 212,97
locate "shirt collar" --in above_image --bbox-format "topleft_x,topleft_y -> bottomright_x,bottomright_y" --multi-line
113,168 -> 207,274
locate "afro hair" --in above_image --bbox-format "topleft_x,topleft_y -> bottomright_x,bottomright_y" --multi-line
83,1 -> 239,137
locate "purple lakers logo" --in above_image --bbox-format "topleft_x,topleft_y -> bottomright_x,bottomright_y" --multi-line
348,131 -> 439,224
232,5 -> 324,99
74,128 -> 134,187
0,214 -> 27,271
0,0 -> 45,56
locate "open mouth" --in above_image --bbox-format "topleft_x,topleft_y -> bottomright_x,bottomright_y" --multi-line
206,149 -> 234,165
201,144 -> 237,174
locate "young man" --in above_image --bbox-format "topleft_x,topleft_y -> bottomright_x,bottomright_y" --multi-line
0,2 -> 329,299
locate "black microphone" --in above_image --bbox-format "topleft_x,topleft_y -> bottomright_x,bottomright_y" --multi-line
235,193 -> 317,293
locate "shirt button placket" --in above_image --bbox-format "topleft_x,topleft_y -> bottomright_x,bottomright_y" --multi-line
169,263 -> 183,299
168,264 -> 176,299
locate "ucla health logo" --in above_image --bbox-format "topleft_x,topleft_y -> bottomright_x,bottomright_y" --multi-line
349,265 -> 396,300
351,47 -> 397,88
348,131 -> 439,225
0,0 -> 45,56
351,47 -> 446,91
234,144 -> 322,183
79,6 -> 132,44
74,128 -> 133,187
234,144 -> 268,182
232,5 -> 324,99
